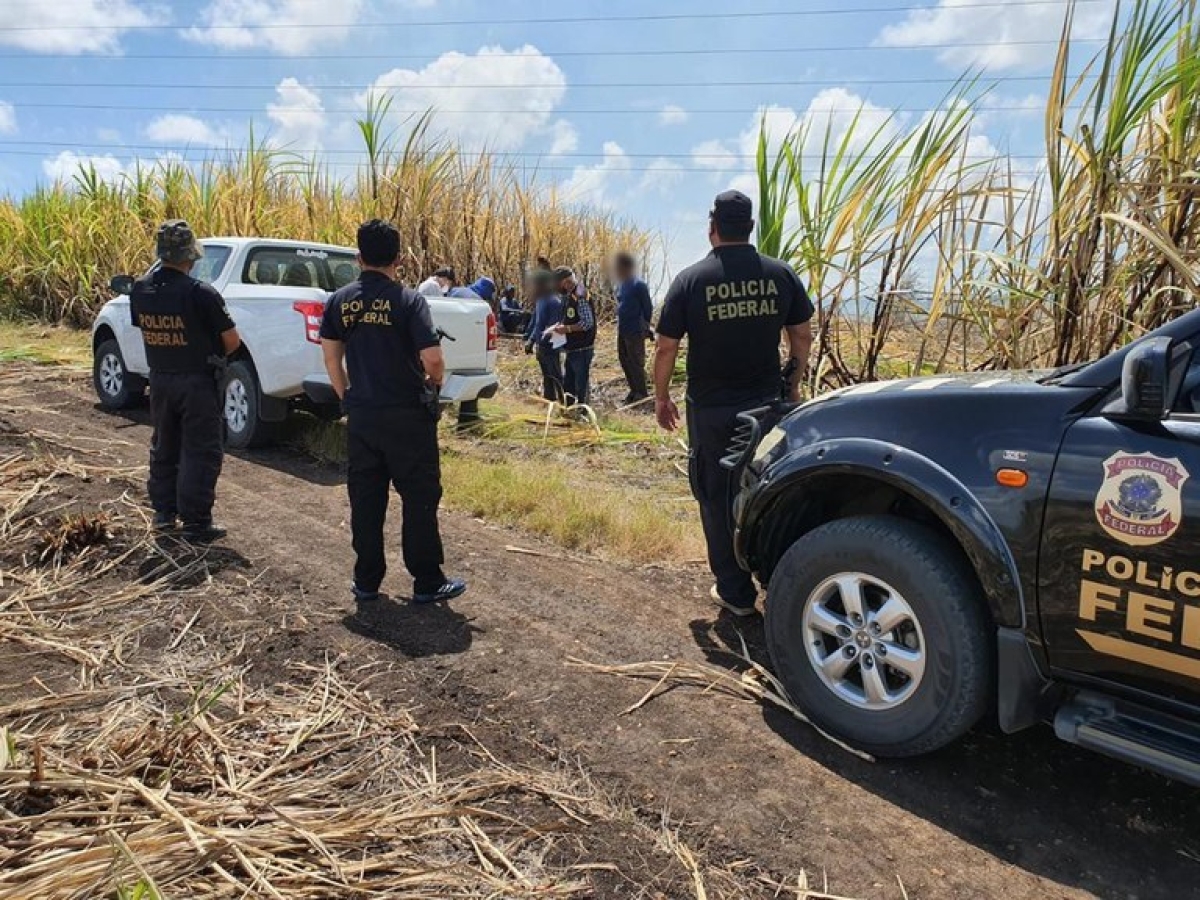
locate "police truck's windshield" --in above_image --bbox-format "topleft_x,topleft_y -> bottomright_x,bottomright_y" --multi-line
193,244 -> 232,284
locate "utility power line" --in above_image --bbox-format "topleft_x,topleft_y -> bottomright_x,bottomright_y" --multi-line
0,101 -> 1064,115
0,0 -> 1111,32
0,74 -> 1071,90
0,38 -> 1107,61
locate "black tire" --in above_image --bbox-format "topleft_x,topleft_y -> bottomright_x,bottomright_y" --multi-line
765,515 -> 993,757
219,360 -> 278,449
93,338 -> 145,409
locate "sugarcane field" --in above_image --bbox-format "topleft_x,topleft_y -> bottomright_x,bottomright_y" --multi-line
3,1 -> 1200,898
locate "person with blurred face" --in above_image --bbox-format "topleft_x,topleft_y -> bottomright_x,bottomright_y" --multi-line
612,252 -> 654,405
653,190 -> 814,617
523,268 -> 565,403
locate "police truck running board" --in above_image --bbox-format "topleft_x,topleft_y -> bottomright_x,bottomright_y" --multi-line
1054,691 -> 1200,787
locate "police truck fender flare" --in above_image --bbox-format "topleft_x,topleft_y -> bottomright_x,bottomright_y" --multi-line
742,437 -> 1025,629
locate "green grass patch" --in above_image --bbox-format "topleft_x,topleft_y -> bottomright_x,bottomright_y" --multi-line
288,412 -> 703,565
0,319 -> 91,367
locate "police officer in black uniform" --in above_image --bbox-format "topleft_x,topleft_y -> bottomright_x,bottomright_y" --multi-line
654,190 -> 813,616
319,219 -> 467,607
131,220 -> 241,542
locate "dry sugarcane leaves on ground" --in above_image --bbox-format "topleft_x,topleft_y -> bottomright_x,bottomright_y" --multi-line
0,430 -> 812,899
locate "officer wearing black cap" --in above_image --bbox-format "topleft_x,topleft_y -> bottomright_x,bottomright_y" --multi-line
130,220 -> 241,542
319,219 -> 467,608
654,190 -> 813,617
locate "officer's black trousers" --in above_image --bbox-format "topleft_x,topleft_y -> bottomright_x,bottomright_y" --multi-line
148,371 -> 224,525
535,346 -> 565,404
346,406 -> 446,596
687,402 -> 762,608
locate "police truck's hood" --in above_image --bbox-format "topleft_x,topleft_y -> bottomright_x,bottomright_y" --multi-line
778,369 -> 1105,457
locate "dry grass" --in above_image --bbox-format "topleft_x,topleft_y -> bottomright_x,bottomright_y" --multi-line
0,437 -> 825,899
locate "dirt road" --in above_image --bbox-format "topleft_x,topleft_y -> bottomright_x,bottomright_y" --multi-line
6,365 -> 1198,899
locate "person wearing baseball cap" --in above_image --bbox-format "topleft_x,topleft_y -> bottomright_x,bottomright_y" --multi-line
129,220 -> 241,542
653,190 -> 814,617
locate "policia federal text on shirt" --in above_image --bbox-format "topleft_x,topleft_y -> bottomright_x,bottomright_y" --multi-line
654,190 -> 814,617
319,219 -> 467,607
130,220 -> 241,542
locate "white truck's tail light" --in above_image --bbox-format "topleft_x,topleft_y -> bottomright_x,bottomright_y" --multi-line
486,311 -> 498,352
292,301 -> 324,344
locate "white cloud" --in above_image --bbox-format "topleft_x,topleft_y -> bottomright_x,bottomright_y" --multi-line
692,90 -> 899,183
42,151 -> 127,185
658,105 -> 689,126
0,101 -> 15,136
548,119 -> 579,157
145,114 -> 229,147
559,142 -> 632,208
801,89 -> 900,155
184,0 -> 367,55
363,45 -> 567,152
691,138 -> 738,172
877,0 -> 1116,72
267,78 -> 326,151
638,158 -> 685,195
0,1 -> 157,54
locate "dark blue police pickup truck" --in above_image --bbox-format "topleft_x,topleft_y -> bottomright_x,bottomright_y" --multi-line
730,309 -> 1200,783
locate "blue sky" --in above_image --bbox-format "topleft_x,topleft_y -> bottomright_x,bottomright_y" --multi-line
0,0 -> 1118,274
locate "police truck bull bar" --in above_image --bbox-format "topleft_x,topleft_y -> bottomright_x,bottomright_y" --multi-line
720,407 -> 773,471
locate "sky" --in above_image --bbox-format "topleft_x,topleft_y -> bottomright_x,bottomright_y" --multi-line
0,0 -> 1120,277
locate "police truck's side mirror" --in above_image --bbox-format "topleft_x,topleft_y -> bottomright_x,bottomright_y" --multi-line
1111,336 -> 1172,421
109,274 -> 134,296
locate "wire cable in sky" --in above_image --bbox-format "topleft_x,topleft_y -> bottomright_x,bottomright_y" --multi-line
0,0 -> 1112,32
0,38 -> 1108,61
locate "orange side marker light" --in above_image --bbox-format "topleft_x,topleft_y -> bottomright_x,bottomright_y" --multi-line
996,468 -> 1028,488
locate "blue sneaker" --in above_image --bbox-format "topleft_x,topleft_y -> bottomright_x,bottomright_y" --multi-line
413,578 -> 467,605
351,583 -> 380,604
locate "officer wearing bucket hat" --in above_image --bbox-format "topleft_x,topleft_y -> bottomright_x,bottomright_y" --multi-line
129,220 -> 241,542
653,190 -> 813,617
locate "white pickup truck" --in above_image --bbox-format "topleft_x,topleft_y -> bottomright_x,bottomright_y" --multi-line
92,237 -> 499,447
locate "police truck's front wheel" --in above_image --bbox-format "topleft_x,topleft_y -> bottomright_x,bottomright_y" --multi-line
220,361 -> 277,449
765,515 -> 993,757
93,338 -> 145,410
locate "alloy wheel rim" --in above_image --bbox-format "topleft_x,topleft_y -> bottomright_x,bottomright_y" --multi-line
801,571 -> 926,711
100,353 -> 123,397
224,379 -> 249,433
